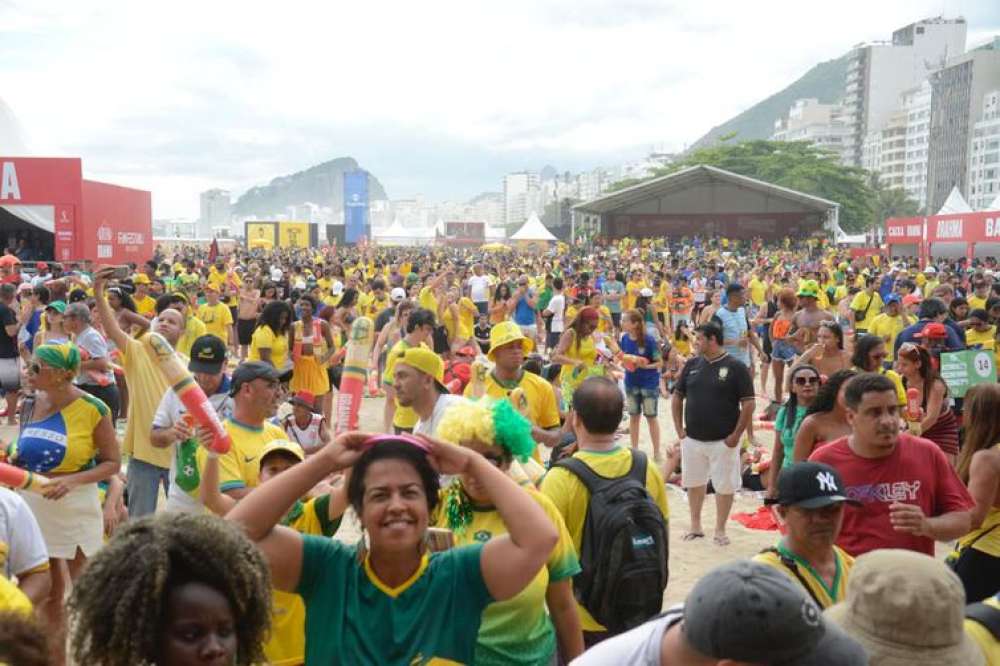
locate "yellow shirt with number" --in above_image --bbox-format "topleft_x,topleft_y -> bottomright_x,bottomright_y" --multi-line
540,447 -> 669,632
266,495 -> 342,666
197,302 -> 233,344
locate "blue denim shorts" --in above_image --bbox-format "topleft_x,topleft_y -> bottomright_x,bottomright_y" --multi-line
771,339 -> 798,363
625,386 -> 659,417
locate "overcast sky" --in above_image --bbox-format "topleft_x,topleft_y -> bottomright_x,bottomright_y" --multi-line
2,0 -> 998,218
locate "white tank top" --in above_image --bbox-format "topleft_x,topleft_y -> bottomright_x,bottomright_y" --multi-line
284,413 -> 325,451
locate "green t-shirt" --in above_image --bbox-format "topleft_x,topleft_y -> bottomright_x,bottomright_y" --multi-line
776,404 -> 807,467
296,537 -> 492,665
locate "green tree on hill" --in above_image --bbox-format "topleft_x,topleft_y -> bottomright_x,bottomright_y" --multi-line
609,139 -> 878,233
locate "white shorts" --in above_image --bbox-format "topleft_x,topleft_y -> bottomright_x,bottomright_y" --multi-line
680,437 -> 742,494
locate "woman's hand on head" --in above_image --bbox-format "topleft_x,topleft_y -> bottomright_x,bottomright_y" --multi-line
418,436 -> 476,476
321,431 -> 369,471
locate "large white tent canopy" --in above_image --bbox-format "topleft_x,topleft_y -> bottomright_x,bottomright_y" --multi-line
510,212 -> 557,241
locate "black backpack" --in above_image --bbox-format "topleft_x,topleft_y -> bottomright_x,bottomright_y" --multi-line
554,450 -> 669,634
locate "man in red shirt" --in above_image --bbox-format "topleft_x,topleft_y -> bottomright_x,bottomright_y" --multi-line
809,372 -> 973,556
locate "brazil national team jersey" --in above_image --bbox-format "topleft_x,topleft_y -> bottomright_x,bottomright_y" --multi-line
296,538 -> 491,665
435,487 -> 580,666
753,542 -> 854,609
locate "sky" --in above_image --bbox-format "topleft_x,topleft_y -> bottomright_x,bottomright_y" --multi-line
1,0 -> 999,218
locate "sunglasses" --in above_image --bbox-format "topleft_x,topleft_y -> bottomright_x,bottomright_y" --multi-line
793,375 -> 820,386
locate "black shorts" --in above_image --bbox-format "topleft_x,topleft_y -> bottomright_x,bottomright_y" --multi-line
611,312 -> 621,329
432,325 -> 450,354
237,318 -> 256,346
546,331 -> 561,350
327,366 -> 343,391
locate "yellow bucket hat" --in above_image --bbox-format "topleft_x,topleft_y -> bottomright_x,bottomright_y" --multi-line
487,321 -> 533,361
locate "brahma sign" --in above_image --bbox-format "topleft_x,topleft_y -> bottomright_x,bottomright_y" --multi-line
887,211 -> 1000,259
0,157 -> 152,264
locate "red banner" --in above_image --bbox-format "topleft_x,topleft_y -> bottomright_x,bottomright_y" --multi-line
887,212 -> 1000,245
80,180 -> 153,264
0,158 -> 82,204
53,204 -> 76,262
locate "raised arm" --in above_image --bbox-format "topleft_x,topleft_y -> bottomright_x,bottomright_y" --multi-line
91,267 -> 131,350
225,432 -> 367,591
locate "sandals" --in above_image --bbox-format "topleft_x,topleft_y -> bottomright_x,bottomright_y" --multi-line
714,534 -> 731,547
681,531 -> 704,542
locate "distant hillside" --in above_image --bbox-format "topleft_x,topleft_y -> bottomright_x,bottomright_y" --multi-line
233,157 -> 388,217
689,54 -> 849,151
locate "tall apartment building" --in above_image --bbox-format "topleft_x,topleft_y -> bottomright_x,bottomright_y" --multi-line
198,189 -> 231,237
842,17 -> 966,167
862,110 -> 907,189
901,81 -> 932,207
503,171 -> 540,227
968,89 -> 1000,210
927,44 -> 1000,213
772,98 -> 850,162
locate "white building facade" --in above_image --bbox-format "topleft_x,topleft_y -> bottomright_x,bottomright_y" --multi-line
969,89 -> 1000,210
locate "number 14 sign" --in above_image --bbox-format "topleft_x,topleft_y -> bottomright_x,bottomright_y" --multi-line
940,350 -> 997,398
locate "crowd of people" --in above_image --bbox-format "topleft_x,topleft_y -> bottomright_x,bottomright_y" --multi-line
1,234 -> 1000,664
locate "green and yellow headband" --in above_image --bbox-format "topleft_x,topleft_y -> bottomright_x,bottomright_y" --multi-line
36,342 -> 80,373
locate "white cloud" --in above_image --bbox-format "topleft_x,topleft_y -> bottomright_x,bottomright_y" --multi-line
1,0 -> 997,217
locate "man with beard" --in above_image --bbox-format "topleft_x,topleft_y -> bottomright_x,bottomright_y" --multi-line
756,462 -> 860,608
809,372 -> 973,556
93,265 -> 186,517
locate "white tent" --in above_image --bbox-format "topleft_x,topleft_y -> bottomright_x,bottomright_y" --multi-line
936,186 -> 973,215
510,212 -> 557,241
374,218 -> 431,246
987,193 -> 1000,211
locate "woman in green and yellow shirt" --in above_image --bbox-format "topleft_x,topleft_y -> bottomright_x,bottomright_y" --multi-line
435,399 -> 584,664
225,431 -> 559,665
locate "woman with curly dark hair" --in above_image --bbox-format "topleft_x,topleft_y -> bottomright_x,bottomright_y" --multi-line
68,512 -> 272,666
249,299 -> 294,372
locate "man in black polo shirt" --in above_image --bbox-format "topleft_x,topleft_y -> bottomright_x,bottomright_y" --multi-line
671,322 -> 754,546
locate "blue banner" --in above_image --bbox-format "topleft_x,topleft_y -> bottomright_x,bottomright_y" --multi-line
344,170 -> 369,245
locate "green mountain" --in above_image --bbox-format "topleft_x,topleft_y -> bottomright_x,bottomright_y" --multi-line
233,157 -> 388,217
689,54 -> 849,151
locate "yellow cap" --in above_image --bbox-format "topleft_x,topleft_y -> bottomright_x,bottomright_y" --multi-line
487,320 -> 533,361
133,274 -> 151,285
396,346 -> 448,393
258,439 -> 305,471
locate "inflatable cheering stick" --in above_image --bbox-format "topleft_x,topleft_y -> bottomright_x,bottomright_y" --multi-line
0,461 -> 49,494
905,387 -> 922,422
336,316 -> 374,435
141,332 -> 232,455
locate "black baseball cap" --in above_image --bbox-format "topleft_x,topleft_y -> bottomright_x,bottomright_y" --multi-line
188,335 -> 227,374
683,560 -> 867,664
229,361 -> 280,396
764,462 -> 862,509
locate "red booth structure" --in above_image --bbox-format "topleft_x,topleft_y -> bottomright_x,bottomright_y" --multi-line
886,210 -> 1000,264
0,157 -> 153,264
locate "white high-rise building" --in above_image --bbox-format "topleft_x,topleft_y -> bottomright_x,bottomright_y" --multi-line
772,98 -> 850,162
842,17 -> 966,167
901,81 -> 932,208
503,171 -> 540,227
968,89 -> 1000,211
199,189 -> 231,238
862,111 -> 908,190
